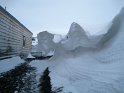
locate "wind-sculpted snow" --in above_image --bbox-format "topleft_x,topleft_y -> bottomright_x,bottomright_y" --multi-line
61,22 -> 104,50
96,6 -> 124,63
37,31 -> 56,56
32,7 -> 124,93
49,7 -> 124,93
61,7 -> 124,51
36,31 -> 63,57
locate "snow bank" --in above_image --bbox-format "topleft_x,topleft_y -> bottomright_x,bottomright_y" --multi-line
37,31 -> 56,56
61,22 -> 105,50
30,7 -> 124,93
49,7 -> 124,93
0,57 -> 24,73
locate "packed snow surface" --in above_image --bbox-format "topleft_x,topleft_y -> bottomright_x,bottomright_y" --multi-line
30,7 -> 124,93
0,57 -> 24,73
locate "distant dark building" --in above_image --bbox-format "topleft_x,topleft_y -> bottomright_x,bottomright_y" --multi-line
0,6 -> 33,59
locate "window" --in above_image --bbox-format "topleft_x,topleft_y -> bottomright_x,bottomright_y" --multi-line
23,35 -> 26,47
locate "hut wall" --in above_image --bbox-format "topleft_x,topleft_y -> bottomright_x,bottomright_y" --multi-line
0,6 -> 32,59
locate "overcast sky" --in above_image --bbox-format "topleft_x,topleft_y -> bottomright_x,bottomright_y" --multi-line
0,0 -> 124,36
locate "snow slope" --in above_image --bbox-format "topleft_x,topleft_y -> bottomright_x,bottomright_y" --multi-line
49,7 -> 124,93
30,7 -> 124,93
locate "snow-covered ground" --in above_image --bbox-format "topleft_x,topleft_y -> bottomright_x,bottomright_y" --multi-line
30,7 -> 124,93
30,55 -> 124,93
0,57 -> 24,73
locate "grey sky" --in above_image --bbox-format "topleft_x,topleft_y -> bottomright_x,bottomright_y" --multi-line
0,0 -> 124,36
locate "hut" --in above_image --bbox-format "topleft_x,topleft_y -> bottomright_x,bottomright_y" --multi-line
0,6 -> 33,59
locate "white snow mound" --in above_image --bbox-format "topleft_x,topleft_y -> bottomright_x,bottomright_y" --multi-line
61,22 -> 105,50
37,31 -> 56,56
30,7 -> 124,93
49,7 -> 124,93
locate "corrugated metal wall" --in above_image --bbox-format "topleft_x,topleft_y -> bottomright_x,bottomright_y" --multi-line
0,6 -> 33,59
